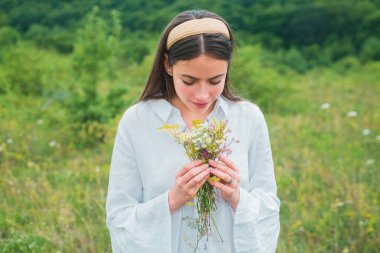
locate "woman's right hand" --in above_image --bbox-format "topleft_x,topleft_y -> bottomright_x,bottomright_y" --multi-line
168,160 -> 211,214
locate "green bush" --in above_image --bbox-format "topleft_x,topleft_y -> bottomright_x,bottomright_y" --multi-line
24,24 -> 74,53
302,44 -> 333,68
324,36 -> 356,61
283,47 -> 308,73
120,32 -> 153,64
360,36 -> 380,62
0,43 -> 71,96
333,56 -> 361,74
231,45 -> 295,112
0,26 -> 20,49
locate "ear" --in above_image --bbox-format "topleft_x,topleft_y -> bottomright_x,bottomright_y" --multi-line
164,53 -> 173,76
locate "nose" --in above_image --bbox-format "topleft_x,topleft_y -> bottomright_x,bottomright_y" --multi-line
195,83 -> 209,101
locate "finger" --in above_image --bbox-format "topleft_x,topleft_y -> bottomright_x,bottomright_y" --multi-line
208,179 -> 236,194
182,164 -> 209,183
187,174 -> 210,200
210,167 -> 239,184
219,156 -> 239,173
187,167 -> 210,187
209,159 -> 230,173
195,172 -> 210,190
209,160 -> 239,180
177,160 -> 203,177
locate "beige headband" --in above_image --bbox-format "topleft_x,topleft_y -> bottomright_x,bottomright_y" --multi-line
166,18 -> 230,50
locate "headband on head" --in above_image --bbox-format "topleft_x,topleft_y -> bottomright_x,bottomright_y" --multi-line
166,18 -> 230,50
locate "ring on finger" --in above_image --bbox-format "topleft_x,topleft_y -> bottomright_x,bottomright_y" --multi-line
225,176 -> 234,185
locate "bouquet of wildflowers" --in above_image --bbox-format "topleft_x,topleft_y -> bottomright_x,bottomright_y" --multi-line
158,118 -> 238,248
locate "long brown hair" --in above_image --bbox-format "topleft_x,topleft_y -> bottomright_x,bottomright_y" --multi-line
139,10 -> 242,103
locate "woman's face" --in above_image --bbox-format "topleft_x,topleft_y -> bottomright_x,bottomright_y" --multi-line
165,54 -> 228,116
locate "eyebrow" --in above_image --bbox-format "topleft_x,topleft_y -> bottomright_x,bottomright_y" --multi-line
179,73 -> 225,80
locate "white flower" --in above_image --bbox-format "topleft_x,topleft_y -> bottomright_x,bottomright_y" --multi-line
95,166 -> 100,173
362,129 -> 370,136
320,103 -> 330,109
333,201 -> 345,207
365,159 -> 375,166
179,133 -> 190,142
6,138 -> 13,144
37,119 -> 43,125
49,140 -> 57,147
332,198 -> 346,208
376,135 -> 380,141
346,111 -> 357,117
297,226 -> 305,232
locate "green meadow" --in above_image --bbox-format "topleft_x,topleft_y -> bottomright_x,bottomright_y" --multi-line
1,1 -> 379,252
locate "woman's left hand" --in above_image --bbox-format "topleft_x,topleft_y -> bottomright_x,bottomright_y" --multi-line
207,156 -> 240,211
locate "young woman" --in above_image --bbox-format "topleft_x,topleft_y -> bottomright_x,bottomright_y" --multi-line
106,10 -> 280,253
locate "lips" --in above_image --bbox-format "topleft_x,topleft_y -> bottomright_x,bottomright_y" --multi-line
194,102 -> 208,105
192,101 -> 209,108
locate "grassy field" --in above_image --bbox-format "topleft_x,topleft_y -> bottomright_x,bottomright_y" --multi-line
0,47 -> 379,252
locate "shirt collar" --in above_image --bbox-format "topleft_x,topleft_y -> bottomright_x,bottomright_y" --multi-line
148,95 -> 229,122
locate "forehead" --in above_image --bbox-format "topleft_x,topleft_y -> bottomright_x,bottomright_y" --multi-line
173,54 -> 228,78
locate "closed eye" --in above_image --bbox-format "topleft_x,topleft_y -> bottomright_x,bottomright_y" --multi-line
182,80 -> 195,85
182,80 -> 222,85
210,80 -> 222,85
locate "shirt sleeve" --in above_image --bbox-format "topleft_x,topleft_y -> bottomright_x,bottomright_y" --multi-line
233,106 -> 281,253
106,110 -> 172,252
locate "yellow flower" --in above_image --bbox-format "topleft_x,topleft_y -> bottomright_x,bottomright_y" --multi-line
157,123 -> 180,130
192,119 -> 204,128
208,176 -> 221,182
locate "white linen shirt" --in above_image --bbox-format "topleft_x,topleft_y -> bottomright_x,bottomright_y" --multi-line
106,95 -> 280,253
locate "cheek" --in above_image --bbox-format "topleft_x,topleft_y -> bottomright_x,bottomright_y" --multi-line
211,83 -> 225,96
173,80 -> 193,96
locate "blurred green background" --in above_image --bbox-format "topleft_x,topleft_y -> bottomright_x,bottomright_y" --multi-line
0,0 -> 379,252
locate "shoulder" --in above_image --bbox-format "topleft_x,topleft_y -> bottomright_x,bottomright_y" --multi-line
118,100 -> 152,129
226,98 -> 265,127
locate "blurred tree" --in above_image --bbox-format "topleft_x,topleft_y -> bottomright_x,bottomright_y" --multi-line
0,45 -> 44,95
333,56 -> 360,74
283,47 -> 308,73
1,0 -> 379,64
302,44 -> 328,68
0,43 -> 70,96
361,37 -> 380,62
67,6 -> 127,146
0,26 -> 20,49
